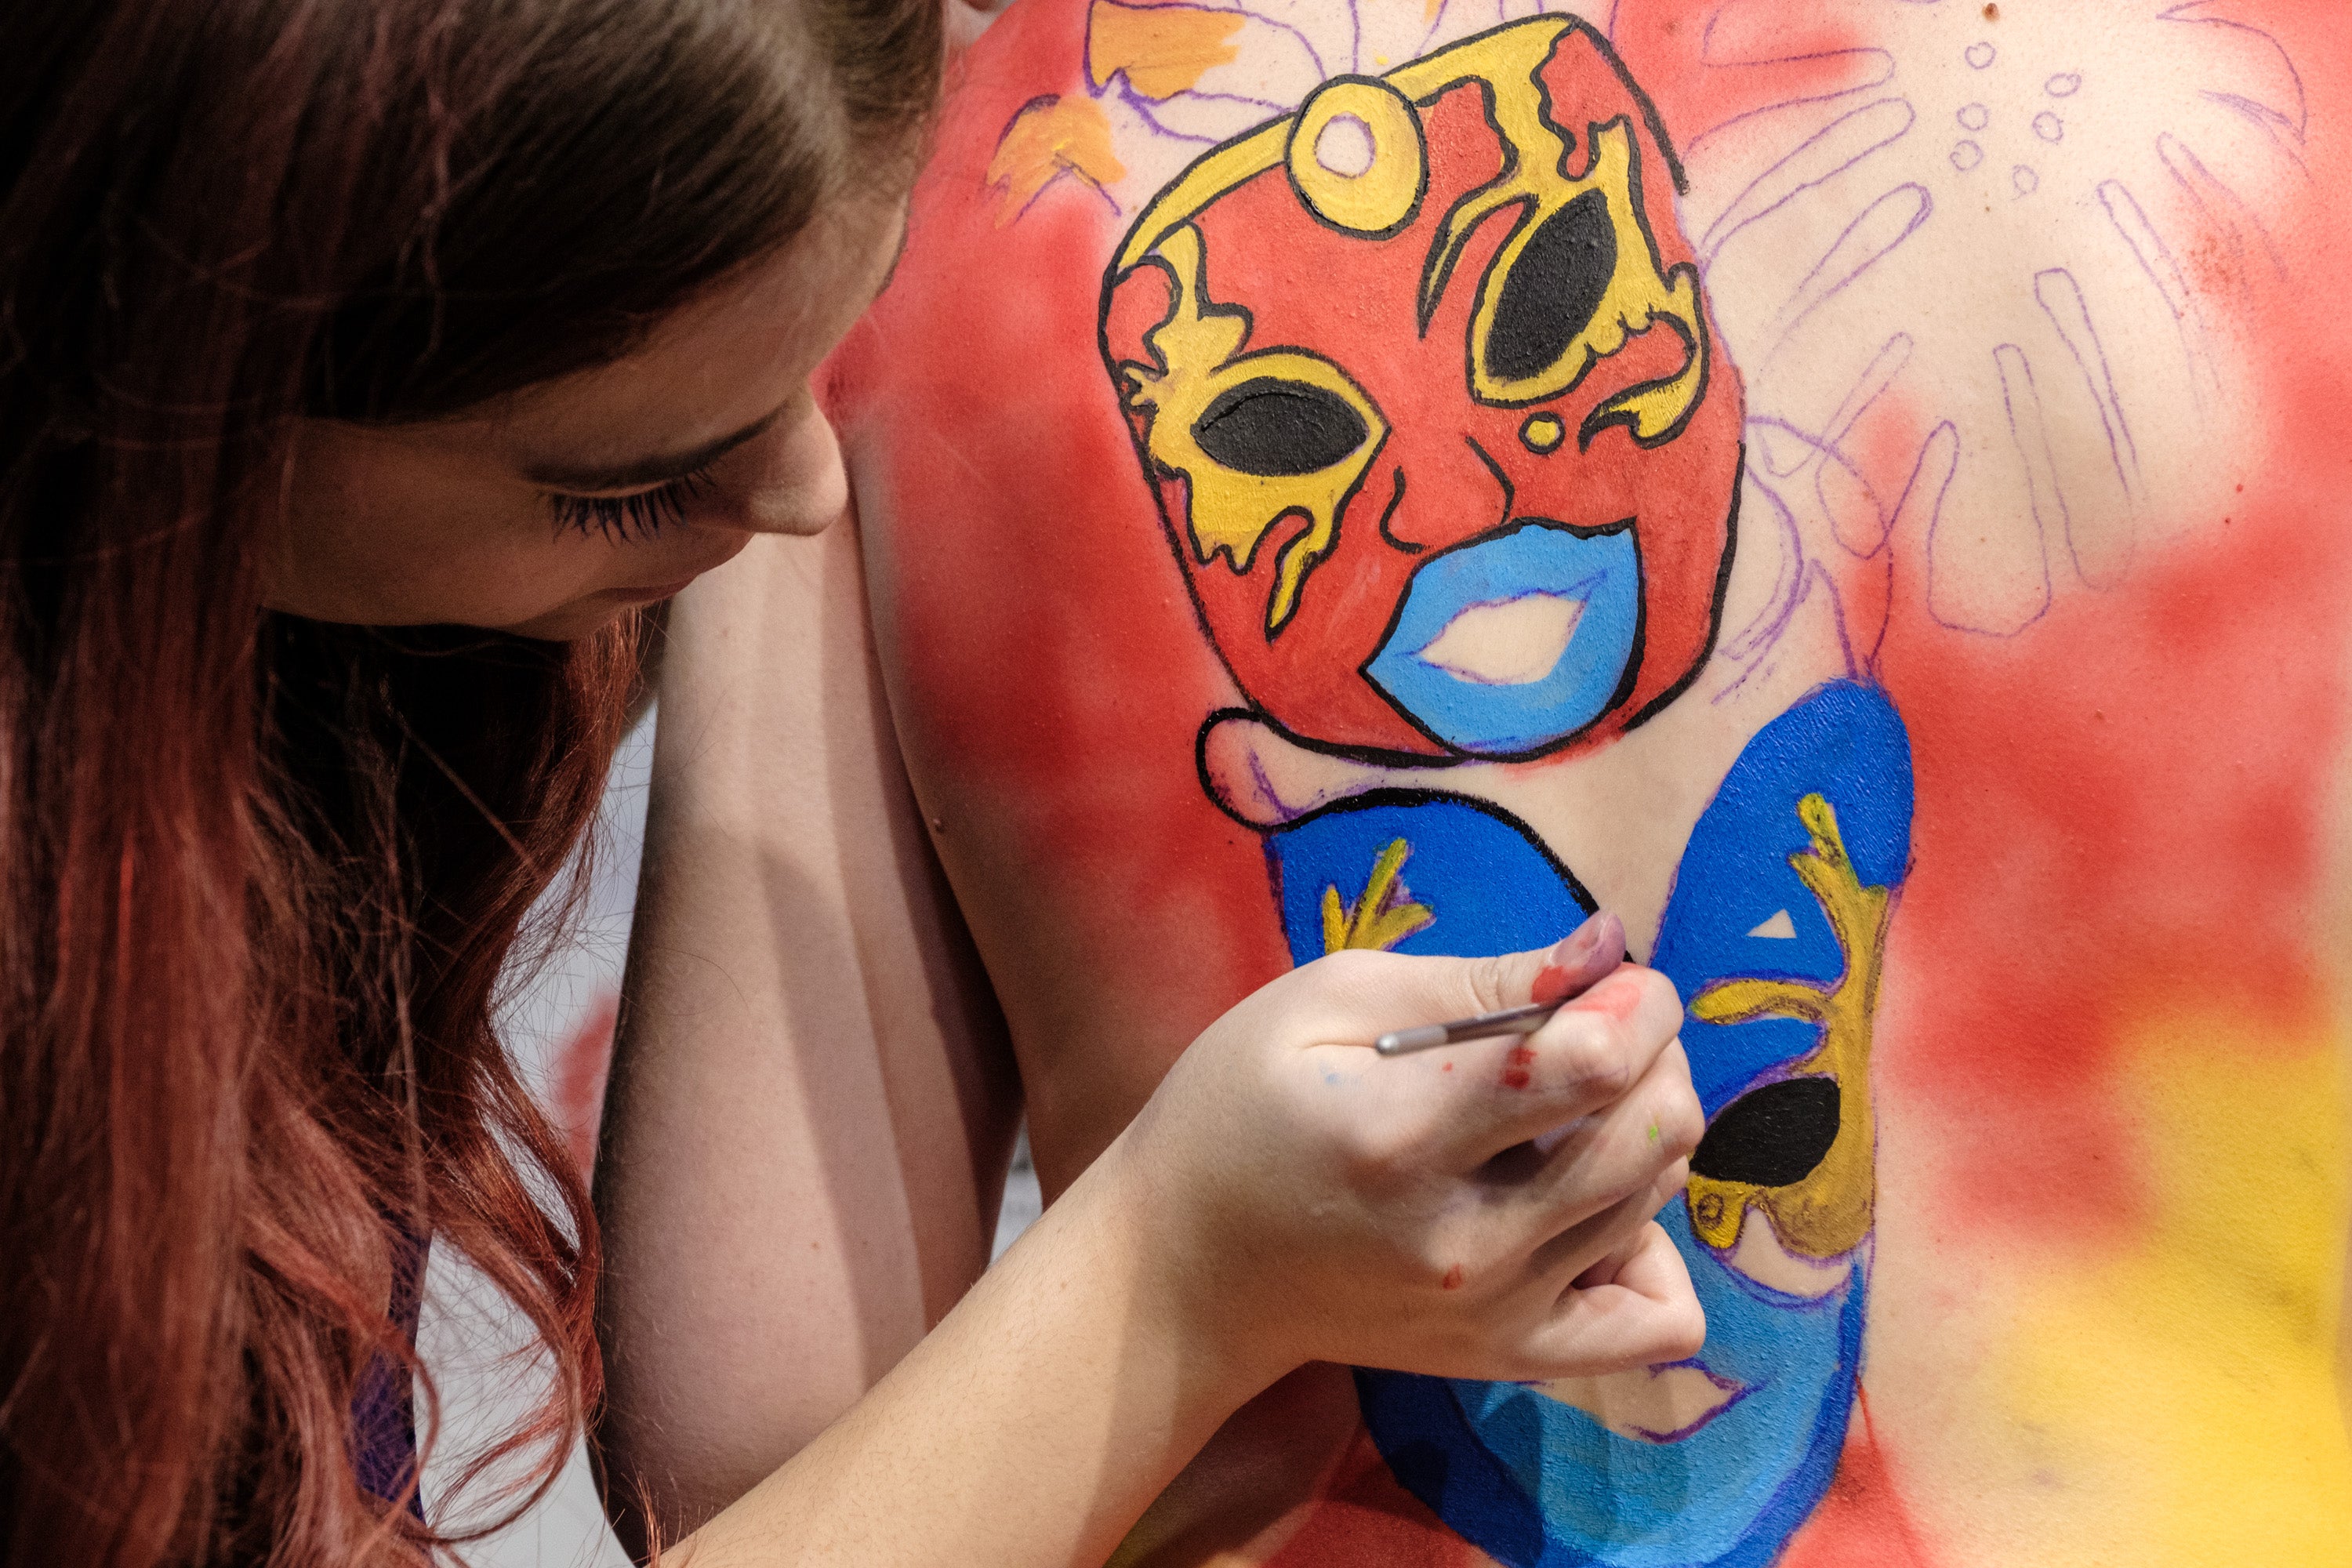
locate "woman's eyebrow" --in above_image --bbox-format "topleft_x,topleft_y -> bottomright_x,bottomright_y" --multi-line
524,405 -> 784,492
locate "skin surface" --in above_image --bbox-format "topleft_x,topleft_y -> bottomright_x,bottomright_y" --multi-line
752,1 -> 2352,1565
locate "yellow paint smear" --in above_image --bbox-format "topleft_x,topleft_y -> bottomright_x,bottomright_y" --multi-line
1990,1014 -> 2351,1562
1320,838 -> 1434,954
986,96 -> 1124,227
1087,0 -> 1245,100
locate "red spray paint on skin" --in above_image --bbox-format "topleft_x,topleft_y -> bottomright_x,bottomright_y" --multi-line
1778,1395 -> 1940,1567
1871,243 -> 2352,1246
1264,1428 -> 1488,1567
826,0 -> 1292,1074
1610,0 -> 1882,158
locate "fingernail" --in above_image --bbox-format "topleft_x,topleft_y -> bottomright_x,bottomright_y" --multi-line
1534,913 -> 1624,1004
1561,911 -> 1608,957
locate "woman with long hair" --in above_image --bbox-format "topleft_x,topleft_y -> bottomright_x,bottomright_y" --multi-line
0,1 -> 1704,1562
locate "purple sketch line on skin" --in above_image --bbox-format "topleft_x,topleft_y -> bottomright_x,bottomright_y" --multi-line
2158,131 -> 2288,282
1697,97 -> 1915,268
989,96 -> 1129,223
1118,96 -> 1224,146
1679,6 -> 1897,171
1821,333 -> 1911,449
1768,183 -> 1932,357
2158,2 -> 2308,140
1717,464 -> 1806,670
1977,343 -> 2061,627
1414,0 -> 1455,56
1149,85 -> 1298,118
1799,329 -> 1914,547
1750,418 -> 1893,564
2097,179 -> 2216,412
1911,415 -> 2048,639
1123,0 -> 1330,82
1012,165 -> 1124,227
2204,92 -> 2310,178
2034,269 -> 2140,515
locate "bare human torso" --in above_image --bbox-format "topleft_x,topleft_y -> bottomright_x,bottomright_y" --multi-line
827,2 -> 2352,1561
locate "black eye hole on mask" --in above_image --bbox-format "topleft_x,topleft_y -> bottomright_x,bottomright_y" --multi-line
1690,1076 -> 1841,1189
1482,188 -> 1617,387
1191,377 -> 1370,477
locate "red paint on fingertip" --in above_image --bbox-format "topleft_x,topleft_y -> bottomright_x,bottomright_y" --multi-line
1568,975 -> 1643,1022
1533,962 -> 1576,1005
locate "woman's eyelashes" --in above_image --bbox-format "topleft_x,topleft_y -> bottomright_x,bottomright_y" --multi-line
548,465 -> 717,542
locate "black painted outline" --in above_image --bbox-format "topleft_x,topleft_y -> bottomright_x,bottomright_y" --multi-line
1416,74 -> 1523,339
1282,75 -> 1432,243
1374,467 -> 1421,554
1692,1074 -> 1843,1188
1094,16 -> 1724,760
1566,103 -> 1711,451
1193,376 -> 1376,477
1461,114 -> 1698,415
1262,785 -> 1599,922
1623,443 -> 1744,733
1098,231 -> 1392,642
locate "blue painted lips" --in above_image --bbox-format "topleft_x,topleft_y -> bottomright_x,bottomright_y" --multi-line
1363,522 -> 1642,757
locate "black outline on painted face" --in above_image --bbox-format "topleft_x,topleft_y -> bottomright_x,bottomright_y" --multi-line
1097,16 -> 1726,766
1456,112 -> 1708,423
1417,74 -> 1522,340
1256,783 -> 1600,919
1282,74 -> 1432,244
1623,444 -> 1744,732
1104,243 -> 1392,641
1374,467 -> 1421,555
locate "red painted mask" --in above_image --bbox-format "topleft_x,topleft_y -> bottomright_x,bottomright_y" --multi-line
1101,16 -> 1744,760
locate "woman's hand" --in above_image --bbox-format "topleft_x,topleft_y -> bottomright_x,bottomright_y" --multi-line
1098,911 -> 1705,1388
675,910 -> 1700,1567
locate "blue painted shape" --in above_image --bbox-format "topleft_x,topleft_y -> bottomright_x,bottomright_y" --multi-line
1276,681 -> 1911,1568
1652,681 -> 1914,1112
1365,1199 -> 1866,1568
1364,523 -> 1641,757
1269,790 -> 1595,964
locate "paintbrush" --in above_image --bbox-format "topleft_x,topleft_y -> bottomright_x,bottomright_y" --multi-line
1372,911 -> 1628,1056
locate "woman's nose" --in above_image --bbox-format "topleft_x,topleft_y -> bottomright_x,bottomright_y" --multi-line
732,397 -> 850,537
1377,428 -> 1515,554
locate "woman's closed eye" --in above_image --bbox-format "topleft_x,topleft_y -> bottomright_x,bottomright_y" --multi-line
547,463 -> 718,543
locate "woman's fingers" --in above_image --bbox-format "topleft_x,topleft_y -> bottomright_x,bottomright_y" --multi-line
1519,1221 -> 1706,1375
1523,1156 -> 1692,1290
1288,913 -> 1627,1047
1438,970 -> 1696,1166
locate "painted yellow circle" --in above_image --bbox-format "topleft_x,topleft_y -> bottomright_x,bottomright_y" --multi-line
1286,78 -> 1426,238
1521,412 -> 1566,453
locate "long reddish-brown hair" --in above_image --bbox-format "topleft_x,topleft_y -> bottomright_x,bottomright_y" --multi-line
0,2 -> 938,1562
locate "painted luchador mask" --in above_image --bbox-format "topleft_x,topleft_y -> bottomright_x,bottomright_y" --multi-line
1099,16 -> 1742,761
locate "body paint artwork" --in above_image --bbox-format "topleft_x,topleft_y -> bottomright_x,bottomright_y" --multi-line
1099,20 -> 1913,1564
833,1 -> 2352,1563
